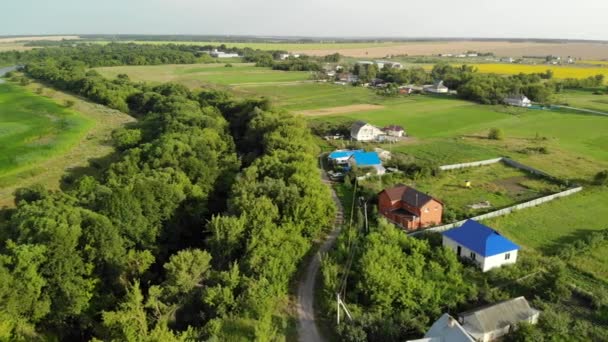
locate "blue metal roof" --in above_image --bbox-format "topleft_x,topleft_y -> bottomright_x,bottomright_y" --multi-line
328,149 -> 364,160
350,151 -> 381,166
442,220 -> 519,257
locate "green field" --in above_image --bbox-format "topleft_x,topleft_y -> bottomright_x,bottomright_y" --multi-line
0,84 -> 93,176
557,89 -> 608,113
362,162 -> 563,216
95,63 -> 312,88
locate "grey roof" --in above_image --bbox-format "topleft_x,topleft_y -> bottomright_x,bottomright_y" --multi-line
505,94 -> 530,101
424,313 -> 474,342
429,80 -> 448,90
459,297 -> 540,337
350,120 -> 369,136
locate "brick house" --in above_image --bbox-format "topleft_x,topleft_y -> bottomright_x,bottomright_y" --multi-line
378,184 -> 443,230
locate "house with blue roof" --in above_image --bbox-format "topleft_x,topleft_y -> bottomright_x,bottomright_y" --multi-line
327,149 -> 364,164
348,151 -> 386,175
442,220 -> 520,272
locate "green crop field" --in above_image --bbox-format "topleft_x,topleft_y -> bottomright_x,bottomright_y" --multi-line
557,89 -> 608,113
0,81 -> 134,207
0,83 -> 93,176
95,63 -> 312,88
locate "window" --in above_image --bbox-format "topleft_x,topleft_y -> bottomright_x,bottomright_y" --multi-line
470,252 -> 476,260
424,207 -> 429,213
505,253 -> 511,260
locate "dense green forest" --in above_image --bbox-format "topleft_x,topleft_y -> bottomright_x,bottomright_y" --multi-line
0,44 -> 334,340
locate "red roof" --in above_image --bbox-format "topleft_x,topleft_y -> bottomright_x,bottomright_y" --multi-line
383,125 -> 404,132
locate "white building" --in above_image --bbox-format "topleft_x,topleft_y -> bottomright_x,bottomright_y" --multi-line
442,220 -> 520,272
408,313 -> 474,342
458,297 -> 540,342
383,125 -> 405,137
279,53 -> 300,60
209,49 -> 240,58
500,57 -> 514,63
424,80 -> 449,94
504,95 -> 532,107
350,121 -> 385,141
375,60 -> 403,69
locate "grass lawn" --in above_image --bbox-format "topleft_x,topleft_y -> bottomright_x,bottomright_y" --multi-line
361,162 -> 563,216
0,81 -> 134,207
0,84 -> 93,176
484,188 -> 608,254
570,241 -> 608,284
95,63 -> 312,88
557,89 -> 608,113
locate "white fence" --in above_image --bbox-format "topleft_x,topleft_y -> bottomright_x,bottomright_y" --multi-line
439,158 -> 503,171
439,157 -> 558,180
411,186 -> 583,235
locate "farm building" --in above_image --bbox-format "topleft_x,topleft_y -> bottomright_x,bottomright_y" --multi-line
407,313 -> 474,342
504,95 -> 532,107
410,297 -> 539,342
327,149 -> 364,164
442,220 -> 520,272
424,80 -> 449,94
209,49 -> 240,58
338,73 -> 359,83
375,60 -> 403,69
383,125 -> 405,137
458,297 -> 540,342
279,53 -> 300,60
350,121 -> 385,141
378,184 -> 443,230
348,151 -> 385,175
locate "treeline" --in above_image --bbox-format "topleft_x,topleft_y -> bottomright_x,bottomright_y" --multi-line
1,50 -> 335,340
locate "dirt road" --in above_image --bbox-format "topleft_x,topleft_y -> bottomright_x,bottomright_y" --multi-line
297,170 -> 344,342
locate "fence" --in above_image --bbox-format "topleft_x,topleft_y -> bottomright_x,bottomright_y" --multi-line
411,186 -> 583,235
439,158 -> 503,171
440,157 -> 558,180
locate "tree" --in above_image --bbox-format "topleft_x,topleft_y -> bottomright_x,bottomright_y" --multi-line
488,128 -> 504,140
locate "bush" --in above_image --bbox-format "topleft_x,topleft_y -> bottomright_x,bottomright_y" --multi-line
488,128 -> 504,140
594,170 -> 608,186
224,63 -> 233,67
64,99 -> 75,108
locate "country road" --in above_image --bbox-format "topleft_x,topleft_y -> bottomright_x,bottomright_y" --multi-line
0,65 -> 20,83
297,170 -> 344,342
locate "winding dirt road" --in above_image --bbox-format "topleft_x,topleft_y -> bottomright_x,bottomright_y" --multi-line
297,170 -> 344,342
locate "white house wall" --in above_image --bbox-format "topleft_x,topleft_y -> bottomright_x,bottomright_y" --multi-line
481,250 -> 518,272
442,236 -> 518,272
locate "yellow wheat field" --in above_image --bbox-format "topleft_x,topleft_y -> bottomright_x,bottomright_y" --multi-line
467,63 -> 608,80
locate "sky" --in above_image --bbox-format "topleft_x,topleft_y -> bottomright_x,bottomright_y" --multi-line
2,0 -> 608,41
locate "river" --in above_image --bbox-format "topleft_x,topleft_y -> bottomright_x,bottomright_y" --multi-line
0,65 -> 20,84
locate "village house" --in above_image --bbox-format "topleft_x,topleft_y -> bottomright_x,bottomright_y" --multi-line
407,313 -> 474,342
424,80 -> 449,94
383,125 -> 405,137
500,57 -> 514,63
279,53 -> 300,60
442,220 -> 520,272
504,94 -> 532,107
327,149 -> 364,164
350,121 -> 385,141
410,297 -> 539,342
348,151 -> 385,175
459,297 -> 540,342
209,49 -> 240,58
378,184 -> 443,230
375,60 -> 403,69
337,72 -> 359,84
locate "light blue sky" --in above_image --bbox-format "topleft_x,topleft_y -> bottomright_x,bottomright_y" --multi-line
1,0 -> 607,40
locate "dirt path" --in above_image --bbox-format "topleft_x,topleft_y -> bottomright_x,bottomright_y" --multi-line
556,105 -> 608,116
297,168 -> 344,342
296,104 -> 385,116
